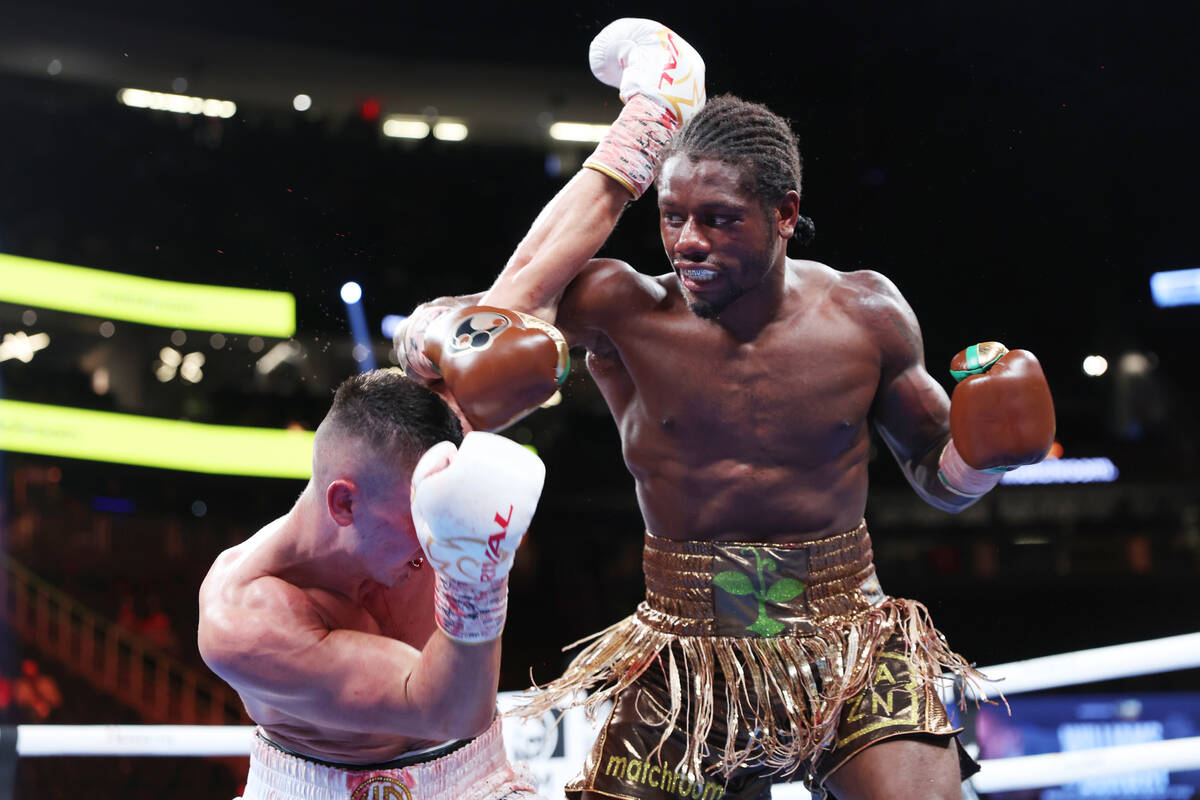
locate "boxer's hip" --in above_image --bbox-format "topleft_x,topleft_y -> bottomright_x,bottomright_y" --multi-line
242,715 -> 542,800
512,520 -> 985,781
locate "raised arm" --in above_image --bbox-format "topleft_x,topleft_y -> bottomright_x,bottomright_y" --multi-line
482,18 -> 706,320
391,20 -> 705,432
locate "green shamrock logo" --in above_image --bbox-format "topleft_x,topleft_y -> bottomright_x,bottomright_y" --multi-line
712,548 -> 805,636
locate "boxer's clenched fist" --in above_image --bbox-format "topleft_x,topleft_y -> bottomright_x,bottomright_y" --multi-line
589,17 -> 706,126
410,432 -> 546,642
411,432 -> 545,585
583,18 -> 707,199
948,342 -> 1056,470
938,341 -> 1056,497
396,304 -> 569,432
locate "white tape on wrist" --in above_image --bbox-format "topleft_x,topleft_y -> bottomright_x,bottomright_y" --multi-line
433,573 -> 509,644
395,305 -> 452,380
937,439 -> 1002,497
583,94 -> 679,199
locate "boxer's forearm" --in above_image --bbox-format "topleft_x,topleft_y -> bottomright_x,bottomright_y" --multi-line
483,169 -> 629,322
398,633 -> 501,739
906,435 -> 984,513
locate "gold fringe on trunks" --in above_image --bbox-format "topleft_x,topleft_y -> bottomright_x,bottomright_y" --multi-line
507,525 -> 989,779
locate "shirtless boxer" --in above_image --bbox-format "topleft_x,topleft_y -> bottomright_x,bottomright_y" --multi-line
198,19 -> 706,800
397,86 -> 1055,800
199,370 -> 550,799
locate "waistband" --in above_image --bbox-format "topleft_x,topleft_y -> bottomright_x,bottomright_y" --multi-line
638,520 -> 884,637
243,716 -> 532,800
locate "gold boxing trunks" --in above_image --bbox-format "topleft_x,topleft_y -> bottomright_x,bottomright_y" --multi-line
509,521 -> 983,799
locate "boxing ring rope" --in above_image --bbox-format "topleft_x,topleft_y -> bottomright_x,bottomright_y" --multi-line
8,631 -> 1200,795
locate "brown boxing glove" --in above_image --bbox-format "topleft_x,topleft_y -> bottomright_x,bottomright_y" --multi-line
948,342 -> 1056,470
416,306 -> 570,431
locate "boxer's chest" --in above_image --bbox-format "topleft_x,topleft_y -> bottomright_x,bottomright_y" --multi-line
612,307 -> 882,459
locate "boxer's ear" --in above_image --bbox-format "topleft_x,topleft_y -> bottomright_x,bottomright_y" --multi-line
326,479 -> 356,527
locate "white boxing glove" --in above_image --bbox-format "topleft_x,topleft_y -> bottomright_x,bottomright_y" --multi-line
582,18 -> 707,199
410,432 -> 546,643
588,17 -> 706,126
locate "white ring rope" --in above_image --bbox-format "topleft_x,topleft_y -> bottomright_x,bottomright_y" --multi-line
957,631 -> 1200,701
15,724 -> 253,757
11,631 -> 1200,795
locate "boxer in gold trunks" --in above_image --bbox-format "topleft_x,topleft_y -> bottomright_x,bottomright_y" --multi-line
397,30 -> 1055,800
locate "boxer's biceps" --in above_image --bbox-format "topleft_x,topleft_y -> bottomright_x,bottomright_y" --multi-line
873,362 -> 951,467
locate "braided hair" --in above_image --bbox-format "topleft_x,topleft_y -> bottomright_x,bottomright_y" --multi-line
660,94 -> 815,245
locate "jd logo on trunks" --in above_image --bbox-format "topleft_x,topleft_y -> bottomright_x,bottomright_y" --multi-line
604,756 -> 725,799
350,776 -> 413,800
713,547 -> 805,637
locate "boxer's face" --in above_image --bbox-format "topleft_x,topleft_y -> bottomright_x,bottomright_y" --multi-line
353,472 -> 424,584
658,156 -> 786,318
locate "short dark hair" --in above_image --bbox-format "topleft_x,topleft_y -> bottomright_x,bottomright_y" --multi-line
324,369 -> 463,466
660,94 -> 815,244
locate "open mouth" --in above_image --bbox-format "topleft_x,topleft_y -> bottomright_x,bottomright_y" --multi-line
677,266 -> 719,290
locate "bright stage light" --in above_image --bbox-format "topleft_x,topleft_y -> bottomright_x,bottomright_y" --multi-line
0,254 -> 295,336
549,121 -> 610,142
382,117 -> 430,139
292,94 -> 312,112
340,281 -> 363,304
1082,355 -> 1108,376
1150,268 -> 1200,307
0,399 -> 313,478
0,331 -> 50,363
1000,457 -> 1119,485
119,88 -> 236,119
433,122 -> 469,141
381,314 -> 405,339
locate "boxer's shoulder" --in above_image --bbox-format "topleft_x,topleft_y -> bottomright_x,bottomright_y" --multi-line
808,264 -> 924,364
200,574 -> 326,670
560,258 -> 663,330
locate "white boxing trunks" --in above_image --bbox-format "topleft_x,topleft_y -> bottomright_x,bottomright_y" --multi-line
241,716 -> 545,800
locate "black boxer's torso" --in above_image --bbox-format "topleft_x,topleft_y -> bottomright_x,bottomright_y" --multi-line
563,258 -> 890,543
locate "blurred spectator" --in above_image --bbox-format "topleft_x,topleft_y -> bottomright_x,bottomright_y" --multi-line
13,659 -> 62,720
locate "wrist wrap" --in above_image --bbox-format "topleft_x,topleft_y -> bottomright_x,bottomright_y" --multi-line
396,305 -> 453,380
583,94 -> 680,199
937,439 -> 1002,498
433,573 -> 509,644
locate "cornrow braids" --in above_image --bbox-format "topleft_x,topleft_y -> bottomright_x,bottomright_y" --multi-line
660,94 -> 815,245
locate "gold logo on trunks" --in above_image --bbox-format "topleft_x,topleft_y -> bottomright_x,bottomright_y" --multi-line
350,776 -> 412,800
604,756 -> 725,799
838,650 -> 919,748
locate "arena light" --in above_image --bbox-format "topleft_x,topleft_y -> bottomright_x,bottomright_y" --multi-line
382,116 -> 430,139
432,121 -> 469,141
0,253 -> 295,336
999,457 -> 1118,485
381,314 -> 405,340
0,399 -> 313,479
0,331 -> 50,364
118,88 -> 236,119
1150,267 -> 1200,307
1082,355 -> 1108,376
548,121 -> 610,143
292,93 -> 312,112
340,282 -> 376,372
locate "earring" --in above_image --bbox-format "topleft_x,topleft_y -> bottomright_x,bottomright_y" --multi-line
408,555 -> 425,570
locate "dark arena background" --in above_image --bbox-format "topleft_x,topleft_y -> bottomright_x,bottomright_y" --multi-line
0,1 -> 1198,798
